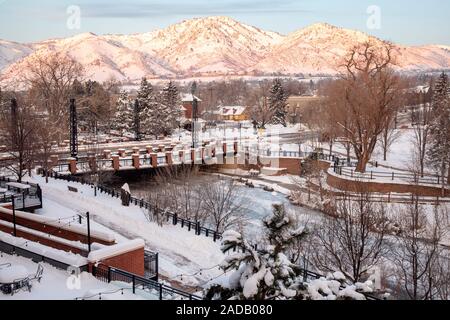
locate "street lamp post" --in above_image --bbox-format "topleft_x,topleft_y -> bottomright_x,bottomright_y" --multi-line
69,99 -> 78,160
11,195 -> 17,237
191,82 -> 198,149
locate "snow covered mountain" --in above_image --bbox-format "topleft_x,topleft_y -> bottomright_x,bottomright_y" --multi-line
111,16 -> 284,75
0,32 -> 175,84
0,17 -> 449,84
0,40 -> 34,71
251,23 -> 450,75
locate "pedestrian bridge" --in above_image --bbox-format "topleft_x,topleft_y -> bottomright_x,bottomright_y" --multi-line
49,140 -> 304,176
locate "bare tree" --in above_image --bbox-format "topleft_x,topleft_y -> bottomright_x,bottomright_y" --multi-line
146,191 -> 172,227
412,96 -> 433,177
34,117 -> 57,183
247,82 -> 274,129
201,177 -> 246,233
379,119 -> 402,161
153,166 -> 207,223
390,195 -> 445,300
311,192 -> 389,283
435,247 -> 450,300
299,158 -> 325,202
324,41 -> 402,172
24,52 -> 84,141
0,98 -> 37,182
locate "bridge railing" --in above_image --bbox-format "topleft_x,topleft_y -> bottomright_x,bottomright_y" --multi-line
333,166 -> 445,185
139,157 -> 152,166
119,158 -> 133,167
97,159 -> 113,170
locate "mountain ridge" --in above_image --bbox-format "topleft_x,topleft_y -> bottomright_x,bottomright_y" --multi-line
1,16 -> 449,85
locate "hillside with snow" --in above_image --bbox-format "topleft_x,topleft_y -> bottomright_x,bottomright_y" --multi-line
0,40 -> 34,71
0,16 -> 449,84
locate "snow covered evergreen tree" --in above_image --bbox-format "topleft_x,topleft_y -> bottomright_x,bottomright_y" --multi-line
111,90 -> 134,134
137,77 -> 155,137
427,72 -> 450,187
208,204 -> 307,300
161,81 -> 182,135
269,78 -> 288,127
206,204 -> 377,300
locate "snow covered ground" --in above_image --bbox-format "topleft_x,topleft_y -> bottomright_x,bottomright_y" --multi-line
0,253 -> 144,300
331,128 -> 436,173
28,175 -> 225,288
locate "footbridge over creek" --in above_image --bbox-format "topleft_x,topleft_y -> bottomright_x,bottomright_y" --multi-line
49,139 -> 305,176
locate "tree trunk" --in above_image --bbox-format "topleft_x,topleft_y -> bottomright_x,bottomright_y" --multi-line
346,143 -> 351,162
441,163 -> 446,197
329,140 -> 333,156
356,154 -> 369,173
447,165 -> 450,186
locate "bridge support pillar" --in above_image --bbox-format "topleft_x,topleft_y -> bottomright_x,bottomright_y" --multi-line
112,155 -> 120,171
151,153 -> 158,168
191,148 -> 197,164
68,158 -> 77,175
88,154 -> 97,172
132,147 -> 140,155
50,155 -> 59,167
201,147 -> 205,161
132,154 -> 140,169
118,148 -> 126,157
179,150 -> 185,164
146,146 -> 153,154
103,150 -> 111,159
166,152 -> 173,166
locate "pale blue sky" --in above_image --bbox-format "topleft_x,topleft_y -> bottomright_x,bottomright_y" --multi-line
0,0 -> 449,45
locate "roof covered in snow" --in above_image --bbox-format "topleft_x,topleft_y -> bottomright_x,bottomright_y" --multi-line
87,239 -> 145,263
181,93 -> 202,102
218,106 -> 248,116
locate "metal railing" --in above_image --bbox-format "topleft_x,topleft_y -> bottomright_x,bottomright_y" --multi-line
144,250 -> 158,281
334,166 -> 445,185
44,172 -> 222,242
0,176 -> 42,210
92,264 -> 202,300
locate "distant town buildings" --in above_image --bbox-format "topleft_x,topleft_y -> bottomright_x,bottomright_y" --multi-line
181,94 -> 202,120
286,95 -> 322,123
217,106 -> 250,122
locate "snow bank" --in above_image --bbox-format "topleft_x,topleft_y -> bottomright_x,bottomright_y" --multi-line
0,206 -> 115,243
0,265 -> 28,283
0,232 -> 88,267
88,239 -> 145,263
0,220 -> 88,252
121,183 -> 130,194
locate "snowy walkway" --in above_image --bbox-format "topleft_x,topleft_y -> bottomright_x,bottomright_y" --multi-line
30,175 -> 224,289
0,253 -> 144,300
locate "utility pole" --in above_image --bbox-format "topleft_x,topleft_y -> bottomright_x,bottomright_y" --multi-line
69,99 -> 78,159
11,195 -> 17,237
191,82 -> 199,149
10,99 -> 18,147
134,99 -> 141,141
86,211 -> 91,252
